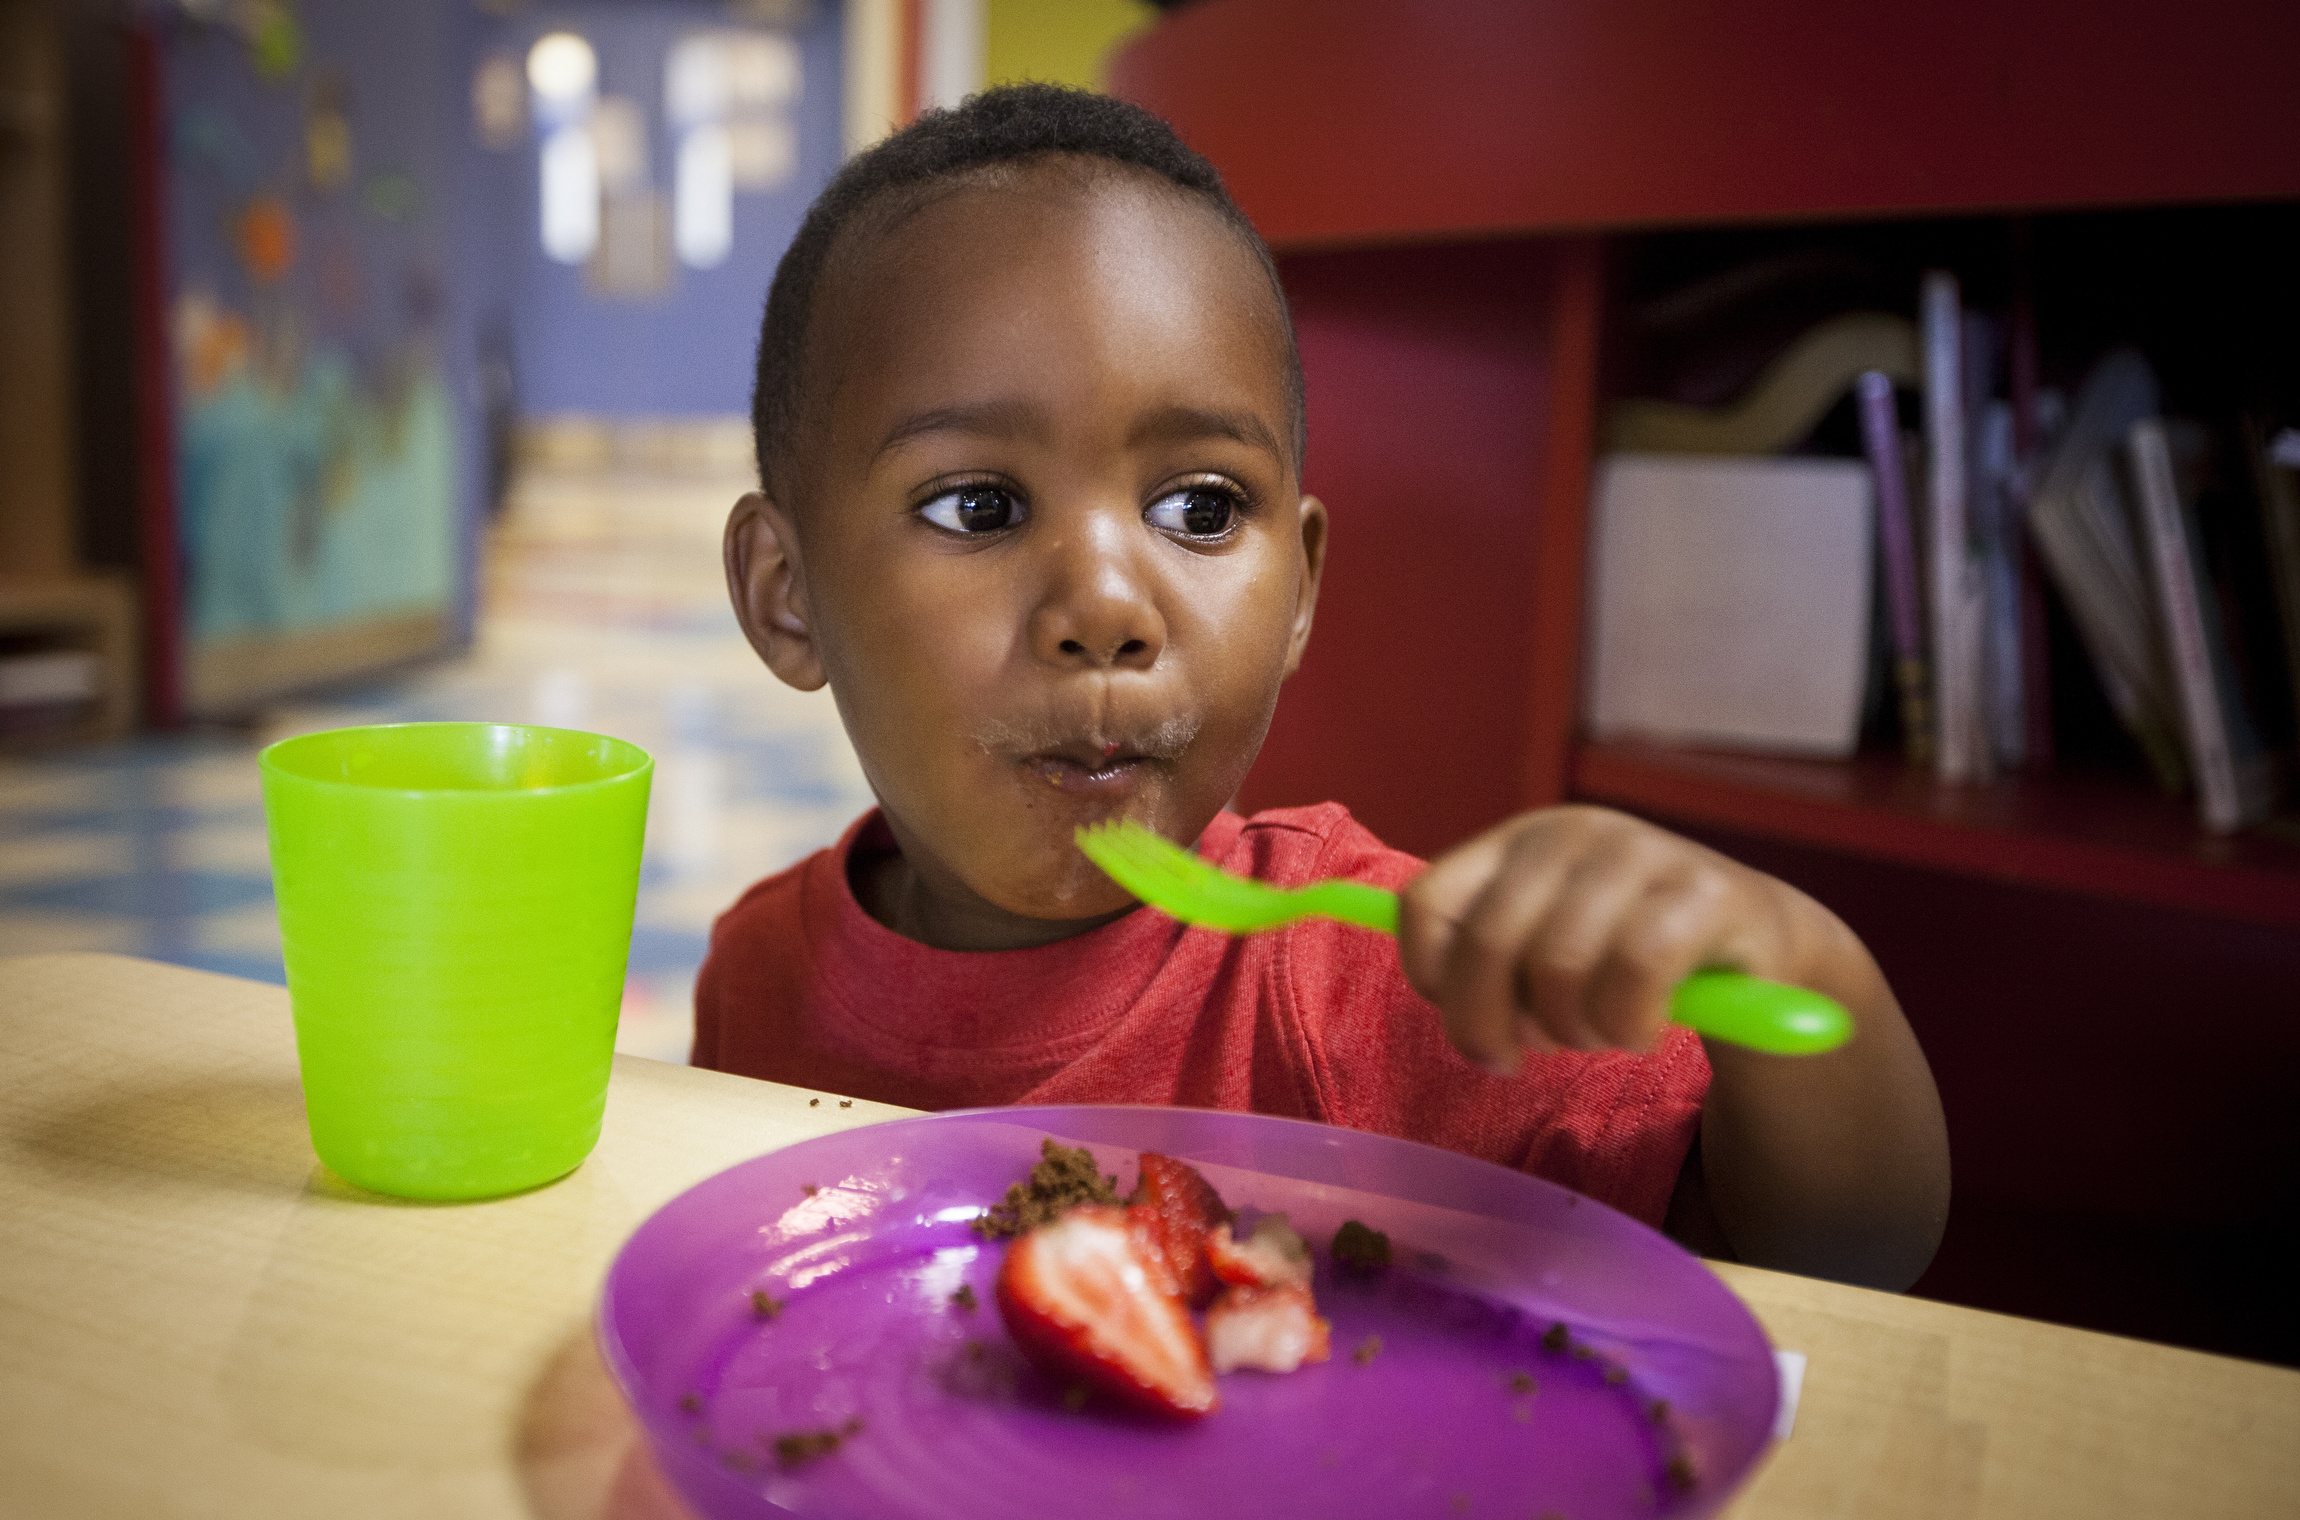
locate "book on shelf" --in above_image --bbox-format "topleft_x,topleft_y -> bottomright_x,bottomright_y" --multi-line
1922,271 -> 1991,782
1855,369 -> 1931,766
2024,348 -> 2191,792
2128,417 -> 2280,832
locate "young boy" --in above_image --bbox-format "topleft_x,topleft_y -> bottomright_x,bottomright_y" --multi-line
695,86 -> 1949,1292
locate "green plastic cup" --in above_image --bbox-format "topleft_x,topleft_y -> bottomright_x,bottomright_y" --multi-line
260,722 -> 653,1200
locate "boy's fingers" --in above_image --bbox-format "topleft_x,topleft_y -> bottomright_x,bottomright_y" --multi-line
1434,831 -> 1580,1071
1583,871 -> 1730,1051
1396,826 -> 1515,995
1516,848 -> 1656,1053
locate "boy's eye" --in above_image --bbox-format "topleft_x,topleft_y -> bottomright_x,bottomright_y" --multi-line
919,485 -> 1025,534
1144,487 -> 1238,538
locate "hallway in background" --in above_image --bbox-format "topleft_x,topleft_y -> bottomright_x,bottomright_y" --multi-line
0,422 -> 871,1065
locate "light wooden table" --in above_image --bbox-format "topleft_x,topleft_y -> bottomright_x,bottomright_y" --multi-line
3,954 -> 2294,1519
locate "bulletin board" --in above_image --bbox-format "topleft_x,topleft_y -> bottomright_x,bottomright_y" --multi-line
147,0 -> 467,717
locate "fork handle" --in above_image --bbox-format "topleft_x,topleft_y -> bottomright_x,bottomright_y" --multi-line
1301,879 -> 1403,935
1303,883 -> 1849,1055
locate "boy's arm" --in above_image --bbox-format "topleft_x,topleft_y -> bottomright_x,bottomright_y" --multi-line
1398,806 -> 1950,1292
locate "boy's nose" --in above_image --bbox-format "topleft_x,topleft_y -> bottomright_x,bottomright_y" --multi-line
1028,514 -> 1166,671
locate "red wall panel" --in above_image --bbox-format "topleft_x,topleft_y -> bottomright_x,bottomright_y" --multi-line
1112,0 -> 2300,249
1244,240 -> 1561,857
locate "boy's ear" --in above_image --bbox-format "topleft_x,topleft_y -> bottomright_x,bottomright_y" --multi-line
1282,493 -> 1328,679
725,492 -> 827,691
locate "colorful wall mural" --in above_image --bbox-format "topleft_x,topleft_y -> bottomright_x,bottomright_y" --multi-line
159,0 -> 470,714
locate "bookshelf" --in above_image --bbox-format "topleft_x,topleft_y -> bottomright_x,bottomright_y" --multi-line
1576,741 -> 2300,930
1113,0 -> 2300,1365
1109,0 -> 2300,911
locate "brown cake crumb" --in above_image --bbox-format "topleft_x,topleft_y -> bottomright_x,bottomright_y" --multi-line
1603,1365 -> 1627,1385
950,1284 -> 978,1312
1665,1454 -> 1698,1493
839,1099 -> 853,1108
750,1290 -> 783,1321
677,1392 -> 704,1416
801,1184 -> 819,1198
771,1417 -> 864,1470
1541,1321 -> 1570,1354
1329,1219 -> 1392,1277
971,1139 -> 1121,1240
1648,1398 -> 1671,1425
1352,1335 -> 1383,1366
809,1098 -> 819,1107
1508,1372 -> 1537,1395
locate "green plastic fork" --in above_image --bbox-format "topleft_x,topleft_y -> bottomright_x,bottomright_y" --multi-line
1075,819 -> 1852,1056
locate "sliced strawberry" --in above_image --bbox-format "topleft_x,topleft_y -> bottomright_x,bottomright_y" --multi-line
1204,1283 -> 1333,1374
995,1204 -> 1218,1419
1205,1214 -> 1314,1290
1128,1153 -> 1230,1308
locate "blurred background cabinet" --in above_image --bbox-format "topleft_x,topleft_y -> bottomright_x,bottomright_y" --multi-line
0,0 -> 137,745
1115,0 -> 2300,1364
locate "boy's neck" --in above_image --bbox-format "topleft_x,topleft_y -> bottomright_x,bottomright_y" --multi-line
849,825 -> 1137,952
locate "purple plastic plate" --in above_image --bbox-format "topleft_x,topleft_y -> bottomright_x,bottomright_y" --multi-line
599,1106 -> 1777,1520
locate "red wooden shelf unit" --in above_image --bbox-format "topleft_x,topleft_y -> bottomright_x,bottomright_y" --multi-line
1111,0 -> 2300,927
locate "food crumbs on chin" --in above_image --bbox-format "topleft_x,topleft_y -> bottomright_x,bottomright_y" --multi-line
971,1139 -> 1122,1240
950,1283 -> 978,1312
1541,1322 -> 1570,1354
1603,1366 -> 1627,1385
1330,1219 -> 1392,1277
770,1418 -> 864,1470
1571,1343 -> 1596,1361
1648,1398 -> 1671,1425
1351,1335 -> 1383,1366
677,1392 -> 704,1416
1508,1372 -> 1537,1395
750,1290 -> 783,1321
1061,1384 -> 1091,1413
801,1184 -> 819,1197
1665,1455 -> 1699,1493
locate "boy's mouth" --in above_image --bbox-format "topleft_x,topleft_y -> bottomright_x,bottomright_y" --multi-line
1024,742 -> 1158,795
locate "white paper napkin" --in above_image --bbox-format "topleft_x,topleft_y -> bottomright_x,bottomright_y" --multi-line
1773,1349 -> 1807,1439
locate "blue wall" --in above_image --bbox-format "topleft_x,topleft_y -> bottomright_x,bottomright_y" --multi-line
470,2 -> 845,419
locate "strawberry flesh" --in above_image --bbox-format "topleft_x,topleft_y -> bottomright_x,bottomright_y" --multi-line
1128,1153 -> 1231,1308
995,1204 -> 1218,1419
1205,1283 -> 1332,1374
1205,1215 -> 1314,1291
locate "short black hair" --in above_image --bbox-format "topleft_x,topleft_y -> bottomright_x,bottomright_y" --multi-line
750,82 -> 1304,502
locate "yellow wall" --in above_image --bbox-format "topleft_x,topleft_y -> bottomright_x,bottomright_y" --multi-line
984,0 -> 1156,92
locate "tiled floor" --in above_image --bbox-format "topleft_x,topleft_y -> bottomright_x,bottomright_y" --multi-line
0,437 -> 873,1064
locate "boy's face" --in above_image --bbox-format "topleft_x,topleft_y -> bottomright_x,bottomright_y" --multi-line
730,163 -> 1323,936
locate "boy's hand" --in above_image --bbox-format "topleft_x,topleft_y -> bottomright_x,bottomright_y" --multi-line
1398,805 -> 1800,1072
1401,804 -> 1951,1292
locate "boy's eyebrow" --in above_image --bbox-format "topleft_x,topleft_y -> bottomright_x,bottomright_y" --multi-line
871,400 -> 1287,467
1129,405 -> 1286,464
872,398 -> 1046,462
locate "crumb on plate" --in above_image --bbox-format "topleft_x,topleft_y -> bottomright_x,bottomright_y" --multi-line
971,1139 -> 1121,1240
